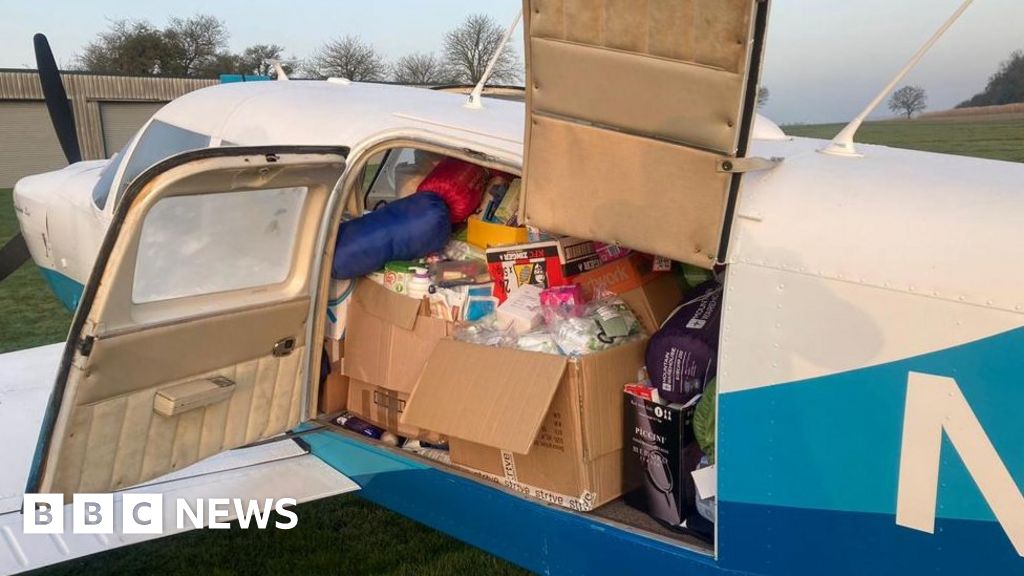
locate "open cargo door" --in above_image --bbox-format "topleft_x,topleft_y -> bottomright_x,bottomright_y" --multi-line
521,0 -> 771,267
27,146 -> 347,498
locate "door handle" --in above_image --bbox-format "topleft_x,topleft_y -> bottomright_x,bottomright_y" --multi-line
273,337 -> 296,357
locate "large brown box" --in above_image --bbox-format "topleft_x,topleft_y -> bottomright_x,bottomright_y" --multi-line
344,279 -> 451,439
402,338 -> 648,511
318,339 -> 349,414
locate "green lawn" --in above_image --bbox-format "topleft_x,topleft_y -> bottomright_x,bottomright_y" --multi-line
0,188 -> 528,576
783,114 -> 1024,163
0,190 -> 73,353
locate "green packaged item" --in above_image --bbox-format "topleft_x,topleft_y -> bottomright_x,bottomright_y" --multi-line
693,378 -> 717,464
675,262 -> 715,293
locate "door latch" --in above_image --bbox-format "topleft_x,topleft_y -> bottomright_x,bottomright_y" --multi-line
273,337 -> 296,357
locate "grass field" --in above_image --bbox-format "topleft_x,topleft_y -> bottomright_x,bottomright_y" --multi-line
4,114 -> 1023,575
783,113 -> 1024,163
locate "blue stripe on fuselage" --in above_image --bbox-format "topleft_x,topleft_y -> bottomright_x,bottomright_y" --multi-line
39,267 -> 84,312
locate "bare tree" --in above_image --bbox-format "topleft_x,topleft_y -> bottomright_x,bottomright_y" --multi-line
164,14 -> 229,76
392,52 -> 452,85
442,14 -> 521,85
307,36 -> 389,81
888,85 -> 928,119
757,86 -> 770,108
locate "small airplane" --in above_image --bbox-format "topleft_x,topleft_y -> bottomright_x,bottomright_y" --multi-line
3,1 -> 1024,574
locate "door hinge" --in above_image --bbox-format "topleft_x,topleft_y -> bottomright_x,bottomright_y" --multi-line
78,335 -> 95,357
718,156 -> 784,174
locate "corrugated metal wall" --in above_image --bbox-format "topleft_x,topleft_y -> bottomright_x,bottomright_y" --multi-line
99,101 -> 167,156
0,70 -> 215,186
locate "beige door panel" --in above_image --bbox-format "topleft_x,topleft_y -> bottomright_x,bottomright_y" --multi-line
46,346 -> 306,495
77,298 -> 309,405
30,147 -> 348,498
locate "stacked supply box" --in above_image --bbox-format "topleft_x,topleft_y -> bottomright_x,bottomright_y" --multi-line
401,338 -> 647,511
344,278 -> 450,442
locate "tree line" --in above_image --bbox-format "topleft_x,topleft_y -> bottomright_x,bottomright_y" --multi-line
74,13 -> 521,85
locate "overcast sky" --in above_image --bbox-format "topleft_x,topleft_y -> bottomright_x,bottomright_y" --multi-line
1,0 -> 1020,124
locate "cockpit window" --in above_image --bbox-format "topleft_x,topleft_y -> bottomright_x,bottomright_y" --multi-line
114,120 -> 210,205
91,146 -> 127,210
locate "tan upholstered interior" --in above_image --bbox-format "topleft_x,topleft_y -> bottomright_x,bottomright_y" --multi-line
50,343 -> 307,494
38,151 -> 345,497
522,0 -> 763,267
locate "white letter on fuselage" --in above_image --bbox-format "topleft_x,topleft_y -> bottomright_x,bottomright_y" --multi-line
897,372 -> 1024,556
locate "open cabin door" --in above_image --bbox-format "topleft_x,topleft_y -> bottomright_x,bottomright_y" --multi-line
521,0 -> 770,267
28,147 -> 347,498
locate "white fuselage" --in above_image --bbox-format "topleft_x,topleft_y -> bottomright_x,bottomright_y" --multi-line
12,80 -> 1024,314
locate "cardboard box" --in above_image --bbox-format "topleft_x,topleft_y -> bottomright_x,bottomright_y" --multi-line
486,238 -> 599,302
344,279 -> 451,438
347,379 -> 444,442
467,216 -> 529,250
344,278 -> 451,394
623,390 -> 703,527
401,338 -> 648,511
571,252 -> 664,301
318,339 -> 349,414
619,273 -> 683,334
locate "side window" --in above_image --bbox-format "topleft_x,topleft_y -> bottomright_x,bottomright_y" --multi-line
115,120 -> 210,206
91,147 -> 127,209
133,187 -> 307,303
364,148 -> 443,211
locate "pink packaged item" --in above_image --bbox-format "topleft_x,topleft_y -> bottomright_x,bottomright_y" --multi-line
539,285 -> 585,325
593,242 -> 632,264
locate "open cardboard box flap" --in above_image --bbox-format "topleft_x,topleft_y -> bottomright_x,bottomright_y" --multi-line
352,277 -> 422,331
402,340 -> 568,455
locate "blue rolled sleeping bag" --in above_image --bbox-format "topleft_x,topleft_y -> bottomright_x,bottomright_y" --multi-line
332,192 -> 451,279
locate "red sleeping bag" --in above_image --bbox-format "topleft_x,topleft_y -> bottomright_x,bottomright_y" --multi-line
416,157 -> 489,223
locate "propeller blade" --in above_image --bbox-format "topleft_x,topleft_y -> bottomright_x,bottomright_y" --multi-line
33,33 -> 81,164
0,233 -> 31,282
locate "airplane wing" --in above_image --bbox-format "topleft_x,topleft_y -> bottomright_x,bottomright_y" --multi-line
0,344 -> 359,575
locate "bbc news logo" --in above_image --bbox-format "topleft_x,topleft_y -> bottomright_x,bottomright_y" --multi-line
23,494 -> 298,534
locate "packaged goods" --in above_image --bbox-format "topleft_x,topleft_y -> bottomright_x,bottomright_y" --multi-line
549,296 -> 644,356
624,390 -> 702,527
326,279 -> 355,340
416,157 -> 489,223
645,281 -> 722,404
491,178 -> 522,225
594,242 -> 630,264
337,412 -> 399,446
571,252 -> 663,301
480,174 -> 513,222
516,330 -> 560,354
382,261 -> 416,295
407,267 -> 431,301
486,237 -> 598,302
693,379 -> 716,463
442,236 -> 485,263
428,259 -> 490,288
333,192 -> 451,279
539,285 -> 585,325
467,216 -> 529,250
496,284 -> 544,334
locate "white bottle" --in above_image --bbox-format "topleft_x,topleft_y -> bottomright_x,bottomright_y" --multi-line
407,267 -> 431,301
